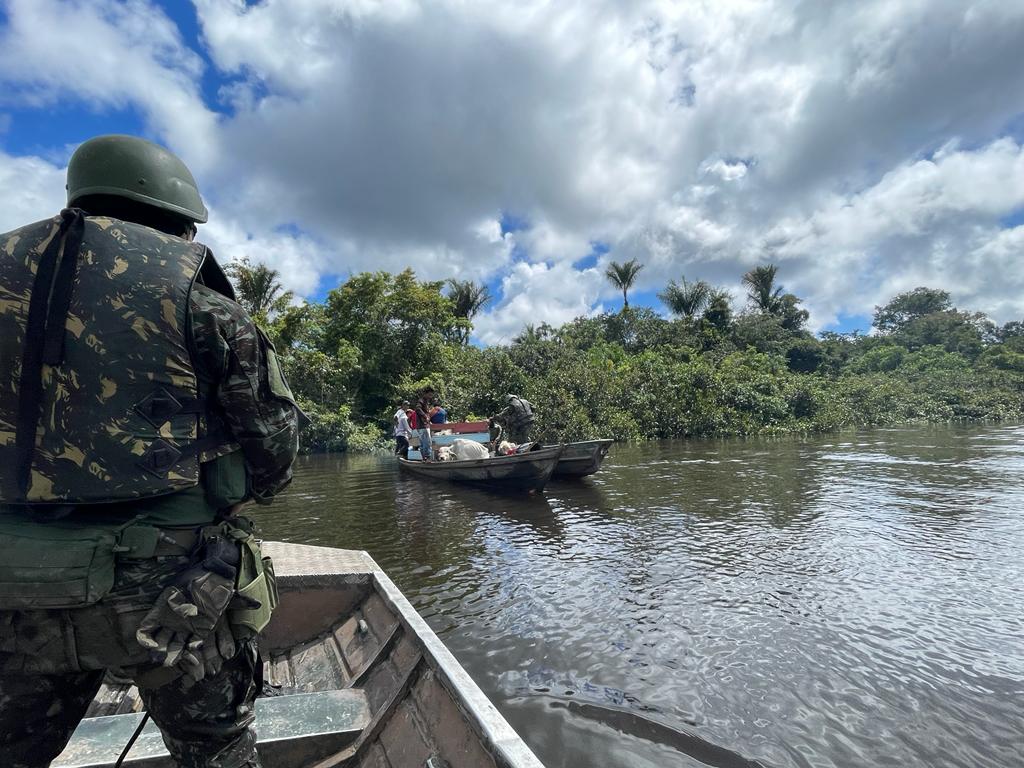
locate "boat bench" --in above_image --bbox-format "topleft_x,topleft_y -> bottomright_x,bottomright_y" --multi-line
53,689 -> 371,768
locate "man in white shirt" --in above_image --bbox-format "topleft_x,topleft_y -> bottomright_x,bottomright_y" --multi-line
393,400 -> 413,458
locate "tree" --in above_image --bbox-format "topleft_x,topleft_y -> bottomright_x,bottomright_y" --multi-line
872,287 -> 952,334
742,264 -> 784,313
514,323 -> 553,345
445,279 -> 491,343
225,257 -> 294,325
997,320 -> 1024,341
702,289 -> 734,332
605,259 -> 644,309
659,278 -> 711,319
323,269 -> 462,416
777,293 -> 810,331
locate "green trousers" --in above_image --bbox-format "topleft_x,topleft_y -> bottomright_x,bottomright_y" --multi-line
0,550 -> 262,768
0,641 -> 261,768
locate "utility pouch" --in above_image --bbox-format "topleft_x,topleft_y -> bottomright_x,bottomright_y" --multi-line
201,450 -> 249,511
226,525 -> 279,636
0,520 -> 124,609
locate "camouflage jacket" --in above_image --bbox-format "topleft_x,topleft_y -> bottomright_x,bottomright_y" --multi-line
189,282 -> 298,503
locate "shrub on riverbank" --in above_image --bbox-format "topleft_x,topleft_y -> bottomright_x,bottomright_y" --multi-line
234,264 -> 1024,452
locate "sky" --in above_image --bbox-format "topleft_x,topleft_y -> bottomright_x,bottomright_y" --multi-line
1,0 -> 1022,345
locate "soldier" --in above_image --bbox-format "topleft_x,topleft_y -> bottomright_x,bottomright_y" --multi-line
490,394 -> 535,444
0,135 -> 300,767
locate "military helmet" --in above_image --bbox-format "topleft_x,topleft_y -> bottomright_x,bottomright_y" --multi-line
66,135 -> 208,223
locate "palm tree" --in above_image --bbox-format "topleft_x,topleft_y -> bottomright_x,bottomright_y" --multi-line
659,277 -> 712,319
605,259 -> 644,309
226,257 -> 294,324
742,264 -> 783,314
446,279 -> 491,343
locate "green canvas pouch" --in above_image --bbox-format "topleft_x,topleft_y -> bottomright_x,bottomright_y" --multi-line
0,520 -> 122,610
228,531 -> 279,636
201,450 -> 248,511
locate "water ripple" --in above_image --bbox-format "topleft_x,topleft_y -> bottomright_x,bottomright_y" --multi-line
256,425 -> 1024,768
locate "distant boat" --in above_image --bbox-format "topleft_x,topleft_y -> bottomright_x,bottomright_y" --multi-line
55,541 -> 544,768
398,445 -> 564,493
549,439 -> 614,478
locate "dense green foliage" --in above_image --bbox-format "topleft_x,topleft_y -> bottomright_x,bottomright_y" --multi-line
233,260 -> 1024,452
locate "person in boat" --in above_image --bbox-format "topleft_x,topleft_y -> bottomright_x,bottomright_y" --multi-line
0,135 -> 300,768
393,400 -> 413,458
490,393 -> 536,444
414,389 -> 435,461
429,400 -> 448,425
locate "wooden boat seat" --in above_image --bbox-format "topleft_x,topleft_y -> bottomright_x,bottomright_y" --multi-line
53,689 -> 371,768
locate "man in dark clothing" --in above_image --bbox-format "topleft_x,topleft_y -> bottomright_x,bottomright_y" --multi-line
490,394 -> 535,444
0,135 -> 299,768
414,390 -> 435,461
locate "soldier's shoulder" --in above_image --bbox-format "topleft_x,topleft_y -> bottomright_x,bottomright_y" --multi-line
1,216 -> 62,252
191,283 -> 249,322
190,284 -> 261,352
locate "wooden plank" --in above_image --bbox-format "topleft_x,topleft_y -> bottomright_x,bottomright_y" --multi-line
359,741 -> 393,768
288,639 -> 347,692
377,700 -> 433,768
359,633 -> 421,713
115,686 -> 143,715
410,671 -> 499,768
336,594 -> 401,676
84,684 -> 129,718
266,655 -> 295,691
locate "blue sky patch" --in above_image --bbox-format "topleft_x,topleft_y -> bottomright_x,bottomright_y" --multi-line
1,104 -> 148,160
499,211 -> 528,235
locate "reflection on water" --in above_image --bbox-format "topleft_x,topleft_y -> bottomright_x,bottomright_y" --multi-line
256,424 -> 1024,768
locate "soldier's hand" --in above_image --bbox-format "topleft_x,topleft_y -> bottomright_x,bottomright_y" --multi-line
180,620 -> 238,688
135,534 -> 240,672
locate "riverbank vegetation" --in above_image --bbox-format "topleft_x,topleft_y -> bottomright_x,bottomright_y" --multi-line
231,261 -> 1024,452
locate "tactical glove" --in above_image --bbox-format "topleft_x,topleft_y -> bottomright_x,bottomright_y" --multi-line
136,535 -> 254,677
178,618 -> 239,688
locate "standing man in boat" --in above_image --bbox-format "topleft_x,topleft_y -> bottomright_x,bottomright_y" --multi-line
490,393 -> 536,444
393,399 -> 413,458
0,135 -> 300,768
414,388 -> 435,461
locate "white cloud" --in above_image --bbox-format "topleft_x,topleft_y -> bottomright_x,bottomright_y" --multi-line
0,0 -> 219,170
473,261 -> 606,345
1,0 -> 1024,336
0,150 -> 65,233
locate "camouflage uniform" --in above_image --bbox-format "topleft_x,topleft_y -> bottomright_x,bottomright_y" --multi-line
0,216 -> 298,767
492,395 -> 535,444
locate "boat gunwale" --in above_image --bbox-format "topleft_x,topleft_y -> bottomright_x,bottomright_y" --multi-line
397,444 -> 563,471
363,553 -> 546,768
266,543 -> 546,768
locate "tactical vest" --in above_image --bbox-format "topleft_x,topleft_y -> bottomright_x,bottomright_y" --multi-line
0,209 -> 236,504
508,396 -> 535,430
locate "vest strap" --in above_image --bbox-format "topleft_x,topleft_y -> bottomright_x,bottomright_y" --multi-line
12,209 -> 84,497
42,209 -> 86,366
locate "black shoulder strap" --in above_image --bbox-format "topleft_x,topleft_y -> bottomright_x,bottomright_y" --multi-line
13,209 -> 84,496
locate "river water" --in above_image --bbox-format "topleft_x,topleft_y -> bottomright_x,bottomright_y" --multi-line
256,424 -> 1024,768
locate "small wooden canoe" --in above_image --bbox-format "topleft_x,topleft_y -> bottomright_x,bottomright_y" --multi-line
54,542 -> 544,768
549,439 -> 614,478
398,445 -> 563,493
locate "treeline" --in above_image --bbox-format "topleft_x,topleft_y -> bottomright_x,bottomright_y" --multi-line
229,259 -> 1024,452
